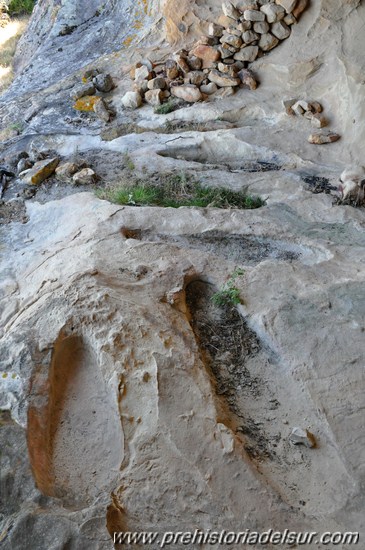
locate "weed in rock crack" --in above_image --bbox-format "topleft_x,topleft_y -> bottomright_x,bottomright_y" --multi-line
211,268 -> 245,307
123,152 -> 135,172
154,99 -> 179,115
9,121 -> 23,133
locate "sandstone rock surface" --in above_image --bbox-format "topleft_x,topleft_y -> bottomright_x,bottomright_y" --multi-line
121,91 -> 142,109
208,69 -> 240,87
234,45 -> 259,61
72,167 -> 97,185
55,162 -> 79,181
144,88 -> 163,106
289,427 -> 317,448
93,98 -> 111,122
92,73 -> 114,93
259,32 -> 280,51
170,84 -> 202,102
1,0 -> 365,547
71,82 -> 96,101
308,132 -> 341,144
20,157 -> 59,185
1,182 -> 365,546
190,44 -> 221,67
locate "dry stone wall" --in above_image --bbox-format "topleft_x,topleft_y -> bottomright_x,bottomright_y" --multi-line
125,0 -> 308,107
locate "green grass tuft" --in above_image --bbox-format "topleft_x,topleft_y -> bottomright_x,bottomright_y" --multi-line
97,173 -> 265,210
211,268 -> 245,307
109,185 -> 160,206
123,152 -> 135,172
8,0 -> 36,15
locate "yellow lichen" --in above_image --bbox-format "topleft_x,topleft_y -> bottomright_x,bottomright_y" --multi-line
121,0 -> 151,47
122,34 -> 136,47
133,19 -> 143,30
28,158 -> 60,185
73,95 -> 99,111
140,0 -> 148,15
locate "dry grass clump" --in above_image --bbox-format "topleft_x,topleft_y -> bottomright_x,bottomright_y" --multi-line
0,16 -> 29,95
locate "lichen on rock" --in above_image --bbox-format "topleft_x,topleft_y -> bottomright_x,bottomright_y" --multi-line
73,95 -> 100,112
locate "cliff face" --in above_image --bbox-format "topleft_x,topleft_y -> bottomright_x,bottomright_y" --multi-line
11,0 -> 163,96
1,1 -> 365,549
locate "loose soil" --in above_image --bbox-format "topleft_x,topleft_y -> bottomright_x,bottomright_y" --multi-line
186,280 -> 275,461
0,198 -> 27,224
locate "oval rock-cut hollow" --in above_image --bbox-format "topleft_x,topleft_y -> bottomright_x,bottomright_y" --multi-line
47,333 -> 123,509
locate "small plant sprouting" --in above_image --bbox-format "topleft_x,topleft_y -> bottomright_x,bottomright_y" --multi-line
211,268 -> 245,307
154,99 -> 178,115
123,152 -> 135,172
9,121 -> 24,134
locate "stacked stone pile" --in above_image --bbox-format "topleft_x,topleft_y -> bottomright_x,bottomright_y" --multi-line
70,70 -> 115,122
12,150 -> 98,188
123,0 -> 308,108
284,99 -> 326,127
284,98 -> 341,144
